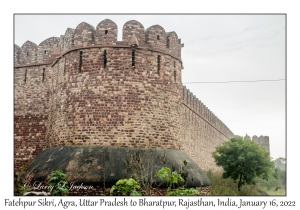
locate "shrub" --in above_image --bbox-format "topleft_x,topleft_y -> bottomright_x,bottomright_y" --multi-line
207,170 -> 264,196
157,167 -> 184,191
48,170 -> 69,196
110,178 -> 142,196
17,184 -> 32,196
157,160 -> 199,196
166,188 -> 198,196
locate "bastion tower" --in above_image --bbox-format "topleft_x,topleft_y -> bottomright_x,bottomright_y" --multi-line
15,19 -> 213,188
47,20 -> 184,150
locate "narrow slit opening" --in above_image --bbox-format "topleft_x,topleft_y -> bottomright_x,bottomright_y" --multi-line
79,51 -> 83,72
24,69 -> 27,83
157,55 -> 161,75
42,68 -> 45,82
104,50 -> 107,68
132,50 -> 135,67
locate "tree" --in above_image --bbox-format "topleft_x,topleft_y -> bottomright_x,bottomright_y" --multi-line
212,136 -> 275,191
276,157 -> 286,164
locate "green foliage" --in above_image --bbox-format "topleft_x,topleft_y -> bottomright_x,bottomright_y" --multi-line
255,168 -> 286,195
48,170 -> 69,196
207,170 -> 285,196
157,167 -> 184,191
212,136 -> 275,191
17,184 -> 32,196
157,160 -> 198,196
18,185 -> 26,196
278,169 -> 286,183
110,178 -> 142,196
275,157 -> 286,164
207,171 -> 264,196
167,188 -> 198,196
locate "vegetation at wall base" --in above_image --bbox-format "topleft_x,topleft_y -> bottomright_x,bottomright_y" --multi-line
48,170 -> 69,196
166,188 -> 199,196
157,167 -> 185,191
207,169 -> 286,196
110,178 -> 142,196
212,136 -> 276,191
156,160 -> 200,196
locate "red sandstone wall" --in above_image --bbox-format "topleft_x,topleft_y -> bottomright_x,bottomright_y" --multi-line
14,45 -> 21,66
48,47 -> 182,149
19,41 -> 38,65
181,86 -> 234,171
14,19 -> 234,173
62,28 -> 75,53
96,19 -> 118,45
252,135 -> 270,153
74,22 -> 96,47
14,65 -> 52,171
123,20 -> 146,47
37,37 -> 60,63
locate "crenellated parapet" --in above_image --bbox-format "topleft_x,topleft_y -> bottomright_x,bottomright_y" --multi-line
15,19 -> 184,67
74,22 -> 96,47
166,32 -> 182,58
181,85 -> 234,171
145,25 -> 167,50
182,85 -> 234,139
14,19 -> 234,173
14,44 -> 21,66
252,135 -> 270,153
123,20 -> 145,47
19,41 -> 38,65
62,28 -> 75,53
96,19 -> 118,45
37,37 -> 60,63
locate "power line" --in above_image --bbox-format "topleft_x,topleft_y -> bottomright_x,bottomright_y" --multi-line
183,79 -> 285,84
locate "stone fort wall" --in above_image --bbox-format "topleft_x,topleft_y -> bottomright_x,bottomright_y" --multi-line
246,135 -> 270,153
181,86 -> 234,171
14,19 -> 234,173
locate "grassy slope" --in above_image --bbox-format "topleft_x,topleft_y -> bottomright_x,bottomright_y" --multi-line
206,170 -> 286,196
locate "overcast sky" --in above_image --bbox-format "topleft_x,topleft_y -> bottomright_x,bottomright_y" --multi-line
14,14 -> 286,159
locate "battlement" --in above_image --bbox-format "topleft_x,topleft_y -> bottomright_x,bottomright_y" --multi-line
14,18 -> 235,172
252,135 -> 270,153
238,134 -> 270,153
14,19 -> 183,67
182,86 -> 234,139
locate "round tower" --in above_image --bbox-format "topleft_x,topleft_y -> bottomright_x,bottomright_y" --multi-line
16,19 -> 213,190
47,19 -> 184,150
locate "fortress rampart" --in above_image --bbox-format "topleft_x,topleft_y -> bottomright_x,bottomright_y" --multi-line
181,86 -> 234,170
14,19 -> 234,173
251,135 -> 270,153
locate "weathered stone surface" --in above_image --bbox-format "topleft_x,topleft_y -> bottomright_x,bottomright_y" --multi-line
181,86 -> 235,171
23,146 -> 211,187
252,135 -> 270,153
14,19 -> 235,175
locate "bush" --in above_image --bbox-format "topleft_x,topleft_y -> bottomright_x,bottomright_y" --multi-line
110,178 -> 142,196
207,170 -> 266,196
157,160 -> 199,196
48,170 -> 69,196
157,167 -> 184,191
166,188 -> 198,196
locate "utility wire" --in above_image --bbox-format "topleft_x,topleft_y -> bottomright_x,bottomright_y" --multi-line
183,79 -> 285,84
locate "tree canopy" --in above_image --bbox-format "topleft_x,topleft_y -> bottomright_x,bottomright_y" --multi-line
212,136 -> 276,191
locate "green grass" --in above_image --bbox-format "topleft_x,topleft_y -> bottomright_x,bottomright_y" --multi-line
206,170 -> 286,196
